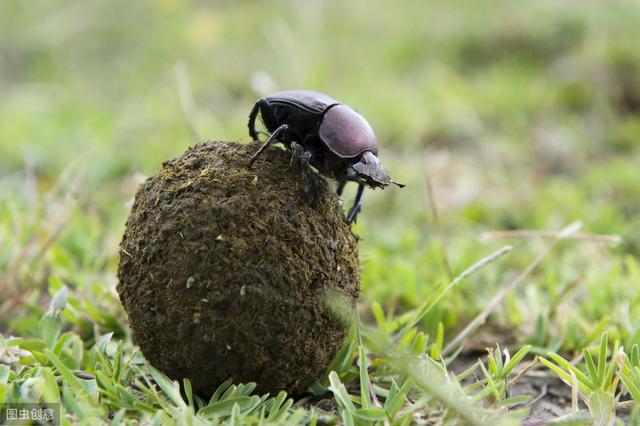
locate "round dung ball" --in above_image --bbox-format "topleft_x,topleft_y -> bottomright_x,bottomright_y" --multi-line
116,141 -> 360,396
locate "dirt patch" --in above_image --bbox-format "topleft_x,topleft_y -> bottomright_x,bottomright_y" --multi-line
117,141 -> 360,396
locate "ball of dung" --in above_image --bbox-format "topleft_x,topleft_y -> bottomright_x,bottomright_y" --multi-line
116,141 -> 360,396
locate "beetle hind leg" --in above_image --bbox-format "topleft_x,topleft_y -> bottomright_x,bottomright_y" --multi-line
247,99 -> 276,141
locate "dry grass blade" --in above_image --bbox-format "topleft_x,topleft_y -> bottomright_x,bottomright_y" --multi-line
480,230 -> 621,245
396,245 -> 513,341
571,370 -> 579,413
444,222 -> 583,355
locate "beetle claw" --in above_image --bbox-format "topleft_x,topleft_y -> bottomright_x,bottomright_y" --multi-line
346,204 -> 361,224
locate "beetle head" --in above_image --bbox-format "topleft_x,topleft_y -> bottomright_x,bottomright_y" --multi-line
352,151 -> 405,189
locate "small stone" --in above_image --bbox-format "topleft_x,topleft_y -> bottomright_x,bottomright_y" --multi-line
186,276 -> 195,289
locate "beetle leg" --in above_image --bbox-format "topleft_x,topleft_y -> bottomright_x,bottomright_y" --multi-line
248,124 -> 288,167
247,99 -> 275,141
291,142 -> 318,207
303,164 -> 318,207
346,182 -> 365,224
289,141 -> 304,167
336,180 -> 347,196
247,101 -> 261,141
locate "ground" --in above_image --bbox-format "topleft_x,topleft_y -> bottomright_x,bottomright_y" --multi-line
1,0 -> 640,424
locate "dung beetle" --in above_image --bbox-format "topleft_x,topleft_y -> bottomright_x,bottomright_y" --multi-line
247,89 -> 403,224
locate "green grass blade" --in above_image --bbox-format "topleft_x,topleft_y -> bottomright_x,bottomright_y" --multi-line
199,396 -> 254,417
583,350 -> 598,389
328,371 -> 357,413
149,366 -> 186,407
209,379 -> 233,403
354,407 -> 387,421
358,345 -> 372,409
547,352 -> 591,387
43,348 -> 85,394
503,345 -> 531,377
596,332 -> 608,389
0,365 -> 9,384
618,371 -> 640,403
539,357 -> 591,395
430,322 -> 444,360
478,361 -> 501,400
399,246 -> 513,339
183,379 -> 194,408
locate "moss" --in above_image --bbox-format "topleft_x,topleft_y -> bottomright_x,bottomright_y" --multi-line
117,141 -> 360,396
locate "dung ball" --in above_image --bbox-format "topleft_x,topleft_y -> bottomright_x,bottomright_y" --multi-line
116,141 -> 360,396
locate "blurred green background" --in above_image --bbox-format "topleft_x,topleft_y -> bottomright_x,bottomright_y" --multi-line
1,0 -> 640,351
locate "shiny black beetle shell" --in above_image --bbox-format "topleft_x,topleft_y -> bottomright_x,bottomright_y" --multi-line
262,90 -> 378,159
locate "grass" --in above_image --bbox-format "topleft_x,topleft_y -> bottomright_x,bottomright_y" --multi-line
2,0 -> 640,424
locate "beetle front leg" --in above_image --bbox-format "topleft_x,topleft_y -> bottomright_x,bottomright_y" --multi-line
248,124 -> 288,167
346,182 -> 365,224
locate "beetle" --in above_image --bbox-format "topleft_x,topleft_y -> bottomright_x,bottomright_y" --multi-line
247,89 -> 403,224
